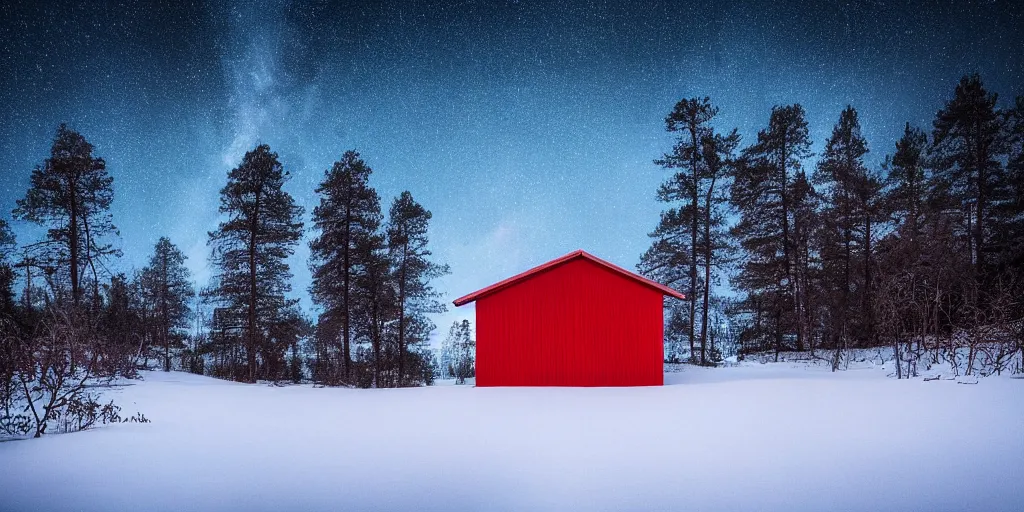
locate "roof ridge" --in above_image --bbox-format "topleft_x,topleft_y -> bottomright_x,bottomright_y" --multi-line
452,249 -> 684,306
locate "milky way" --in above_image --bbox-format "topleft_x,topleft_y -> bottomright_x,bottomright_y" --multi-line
1,0 -> 1022,335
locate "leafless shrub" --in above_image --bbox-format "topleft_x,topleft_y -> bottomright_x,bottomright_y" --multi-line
1,309 -> 139,439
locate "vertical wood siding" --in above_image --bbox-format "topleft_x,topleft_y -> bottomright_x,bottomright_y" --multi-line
475,258 -> 664,387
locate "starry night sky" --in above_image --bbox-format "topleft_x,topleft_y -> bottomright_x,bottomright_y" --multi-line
1,0 -> 1022,333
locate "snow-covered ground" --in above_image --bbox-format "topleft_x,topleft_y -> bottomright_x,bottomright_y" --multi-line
1,363 -> 1021,512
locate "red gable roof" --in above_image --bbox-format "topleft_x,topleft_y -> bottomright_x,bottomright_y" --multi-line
453,249 -> 685,306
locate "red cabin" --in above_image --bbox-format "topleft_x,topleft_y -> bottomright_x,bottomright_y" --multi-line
453,250 -> 685,387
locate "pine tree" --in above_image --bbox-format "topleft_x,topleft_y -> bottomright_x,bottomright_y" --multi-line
387,191 -> 449,386
641,98 -> 737,364
308,150 -> 382,384
695,130 -> 739,364
646,98 -> 715,361
13,125 -> 119,308
207,144 -> 304,383
930,74 -> 1009,283
813,106 -> 883,348
730,104 -> 813,355
139,237 -> 195,372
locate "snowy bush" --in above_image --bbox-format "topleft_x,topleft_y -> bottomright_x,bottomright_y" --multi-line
1,310 -> 142,439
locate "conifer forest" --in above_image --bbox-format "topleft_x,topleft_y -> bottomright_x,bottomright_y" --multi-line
641,78 -> 1024,375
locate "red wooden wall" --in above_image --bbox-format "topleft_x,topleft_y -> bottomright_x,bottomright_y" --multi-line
474,258 -> 664,387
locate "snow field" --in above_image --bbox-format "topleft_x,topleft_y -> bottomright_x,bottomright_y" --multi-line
0,364 -> 1021,512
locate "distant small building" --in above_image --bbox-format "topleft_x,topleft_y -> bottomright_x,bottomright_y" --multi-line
453,250 -> 684,387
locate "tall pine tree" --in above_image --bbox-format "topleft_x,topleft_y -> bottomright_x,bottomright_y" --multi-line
730,105 -> 813,355
695,130 -> 739,364
650,98 -> 712,361
641,97 -> 737,364
930,74 -> 1009,283
207,145 -> 304,383
813,106 -> 883,348
308,150 -> 382,384
13,125 -> 118,308
387,191 -> 448,386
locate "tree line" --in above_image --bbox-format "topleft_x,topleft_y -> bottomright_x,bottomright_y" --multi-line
0,131 -> 453,436
2,72 -> 1020,438
641,74 -> 1024,375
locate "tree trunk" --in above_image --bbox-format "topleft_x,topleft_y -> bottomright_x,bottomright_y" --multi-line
68,176 -> 80,307
82,214 -> 101,313
802,235 -> 813,355
699,177 -> 715,366
863,211 -> 874,345
974,121 -> 987,279
247,192 -> 261,383
342,186 -> 352,383
23,260 -> 32,310
778,144 -> 803,352
372,299 -> 381,388
688,128 -> 699,362
397,239 -> 408,387
700,256 -> 711,366
162,250 -> 171,372
839,185 -> 852,350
